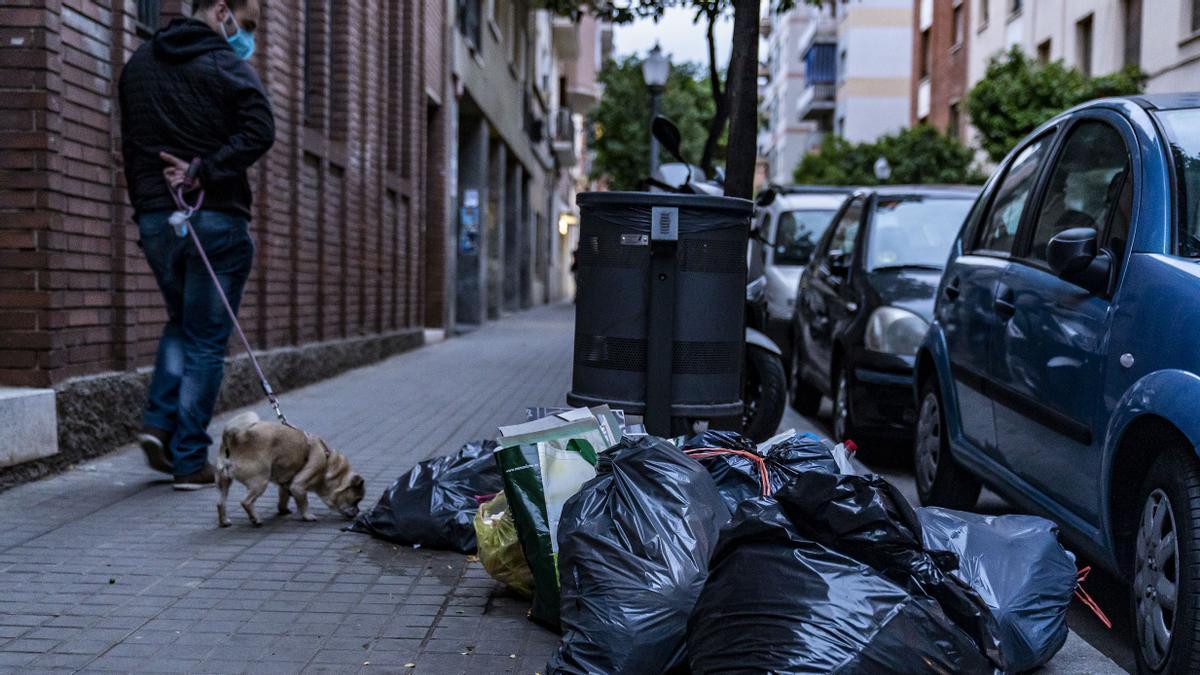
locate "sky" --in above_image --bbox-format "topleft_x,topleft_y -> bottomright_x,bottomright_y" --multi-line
612,7 -> 735,68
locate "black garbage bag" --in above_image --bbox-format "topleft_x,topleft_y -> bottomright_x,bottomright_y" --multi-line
918,507 -> 1078,672
688,497 -> 995,674
348,440 -> 501,553
776,473 -> 1006,670
682,430 -> 840,511
548,436 -> 730,675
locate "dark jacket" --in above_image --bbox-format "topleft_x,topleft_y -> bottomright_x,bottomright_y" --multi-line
119,18 -> 275,219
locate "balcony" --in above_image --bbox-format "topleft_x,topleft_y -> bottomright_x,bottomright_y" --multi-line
553,16 -> 578,60
797,42 -> 836,120
552,108 -> 577,166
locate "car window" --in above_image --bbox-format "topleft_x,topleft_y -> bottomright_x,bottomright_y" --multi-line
1027,121 -> 1130,262
867,198 -> 975,270
774,209 -> 839,265
974,136 -> 1051,254
825,198 -> 863,260
1154,108 -> 1200,257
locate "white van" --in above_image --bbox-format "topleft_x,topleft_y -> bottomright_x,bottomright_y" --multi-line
751,186 -> 852,353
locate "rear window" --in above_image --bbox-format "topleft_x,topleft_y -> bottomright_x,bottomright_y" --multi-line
773,209 -> 838,265
867,198 -> 974,270
1156,109 -> 1200,257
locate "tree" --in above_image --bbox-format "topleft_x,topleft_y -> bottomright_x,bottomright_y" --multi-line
540,0 -> 829,198
794,125 -> 984,185
589,56 -> 719,190
966,46 -> 1145,163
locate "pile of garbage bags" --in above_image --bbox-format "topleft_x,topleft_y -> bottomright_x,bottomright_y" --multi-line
350,413 -> 1080,674
548,436 -> 729,674
347,440 -> 501,554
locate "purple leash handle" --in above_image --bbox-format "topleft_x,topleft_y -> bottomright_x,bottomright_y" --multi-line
170,163 -> 290,427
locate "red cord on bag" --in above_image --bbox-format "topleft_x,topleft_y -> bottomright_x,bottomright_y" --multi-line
1075,566 -> 1113,629
683,447 -> 772,497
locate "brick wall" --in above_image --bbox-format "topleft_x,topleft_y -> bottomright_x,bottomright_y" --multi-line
0,0 -> 446,388
910,0 -> 970,140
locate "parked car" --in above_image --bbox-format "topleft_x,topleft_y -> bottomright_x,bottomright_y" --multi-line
914,94 -> 1200,674
790,186 -> 977,445
752,186 -> 851,354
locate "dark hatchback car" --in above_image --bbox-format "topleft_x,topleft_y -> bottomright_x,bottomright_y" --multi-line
789,186 -> 978,443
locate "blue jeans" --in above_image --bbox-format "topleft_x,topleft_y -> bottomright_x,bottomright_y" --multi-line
138,210 -> 254,476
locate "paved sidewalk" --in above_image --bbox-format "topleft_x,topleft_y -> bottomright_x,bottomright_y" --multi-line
0,302 -> 1125,673
0,305 -> 574,674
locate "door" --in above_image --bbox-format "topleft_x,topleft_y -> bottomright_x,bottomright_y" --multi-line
799,197 -> 863,391
992,116 -> 1133,521
939,134 -> 1053,456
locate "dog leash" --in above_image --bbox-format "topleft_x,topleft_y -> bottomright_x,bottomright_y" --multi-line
170,158 -> 291,428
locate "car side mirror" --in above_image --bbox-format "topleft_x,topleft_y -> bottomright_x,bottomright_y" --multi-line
1047,227 -> 1111,295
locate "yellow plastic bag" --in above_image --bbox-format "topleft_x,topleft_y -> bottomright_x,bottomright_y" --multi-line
473,491 -> 534,597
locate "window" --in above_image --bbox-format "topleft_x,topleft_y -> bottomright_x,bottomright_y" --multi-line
459,0 -> 483,51
137,0 -> 159,32
826,199 -> 863,260
1037,39 -> 1051,64
1122,0 -> 1141,67
1028,122 -> 1130,262
1154,109 -> 1200,256
948,101 -> 961,140
1076,14 -> 1094,76
1010,0 -> 1023,15
1193,0 -> 1200,34
919,28 -> 931,79
974,136 -> 1050,254
952,3 -> 964,48
979,0 -> 989,27
775,210 -> 840,265
867,198 -> 974,270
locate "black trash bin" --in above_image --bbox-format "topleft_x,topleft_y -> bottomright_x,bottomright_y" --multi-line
568,192 -> 752,434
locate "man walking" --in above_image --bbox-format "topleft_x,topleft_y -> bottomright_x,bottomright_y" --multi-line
118,0 -> 274,489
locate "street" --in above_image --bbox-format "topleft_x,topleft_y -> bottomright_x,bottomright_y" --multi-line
0,303 -> 1128,673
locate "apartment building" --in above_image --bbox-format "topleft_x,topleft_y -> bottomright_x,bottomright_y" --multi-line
1140,1 -> 1200,94
911,0 -> 971,141
760,0 -> 911,184
450,0 -> 607,324
834,0 -> 913,143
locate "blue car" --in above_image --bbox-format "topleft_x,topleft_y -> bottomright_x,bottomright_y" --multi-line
915,94 -> 1200,674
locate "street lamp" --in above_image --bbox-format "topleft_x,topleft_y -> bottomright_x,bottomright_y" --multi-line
641,44 -> 670,176
873,156 -> 892,183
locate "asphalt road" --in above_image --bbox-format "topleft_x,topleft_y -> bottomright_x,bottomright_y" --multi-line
779,400 -> 1138,673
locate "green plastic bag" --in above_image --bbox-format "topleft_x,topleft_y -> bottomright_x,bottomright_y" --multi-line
495,410 -> 615,630
473,492 -> 533,598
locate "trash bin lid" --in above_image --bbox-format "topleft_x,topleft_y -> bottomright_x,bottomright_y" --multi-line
577,191 -> 753,215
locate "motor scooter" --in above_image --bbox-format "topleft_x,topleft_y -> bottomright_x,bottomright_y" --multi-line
647,117 -> 787,442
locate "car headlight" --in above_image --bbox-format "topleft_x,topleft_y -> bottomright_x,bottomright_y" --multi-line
864,306 -> 929,356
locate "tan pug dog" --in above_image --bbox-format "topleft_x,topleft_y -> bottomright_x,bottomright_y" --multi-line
216,412 -> 365,527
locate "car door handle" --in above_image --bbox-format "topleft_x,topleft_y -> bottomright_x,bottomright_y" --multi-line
943,278 -> 961,301
994,288 -> 1016,318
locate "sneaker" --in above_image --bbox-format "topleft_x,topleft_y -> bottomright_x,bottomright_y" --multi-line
173,464 -> 217,491
137,428 -> 173,474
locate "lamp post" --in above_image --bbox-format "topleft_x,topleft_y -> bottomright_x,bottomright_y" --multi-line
641,43 -> 670,176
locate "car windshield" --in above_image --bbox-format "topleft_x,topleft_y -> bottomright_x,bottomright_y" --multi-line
1155,109 -> 1200,257
773,209 -> 838,265
866,197 -> 974,271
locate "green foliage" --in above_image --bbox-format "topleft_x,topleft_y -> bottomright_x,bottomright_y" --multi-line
793,125 -> 984,186
966,47 -> 1146,163
589,56 -> 723,190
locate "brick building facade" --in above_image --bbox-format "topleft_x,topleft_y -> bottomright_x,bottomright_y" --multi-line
0,0 -> 449,477
911,0 -> 970,140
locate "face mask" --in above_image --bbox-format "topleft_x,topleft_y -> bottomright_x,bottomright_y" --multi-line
221,11 -> 255,61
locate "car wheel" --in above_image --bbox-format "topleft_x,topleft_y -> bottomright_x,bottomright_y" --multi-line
913,377 -> 981,510
832,364 -> 857,444
1132,449 -> 1200,674
743,346 -> 787,443
789,339 -> 822,416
